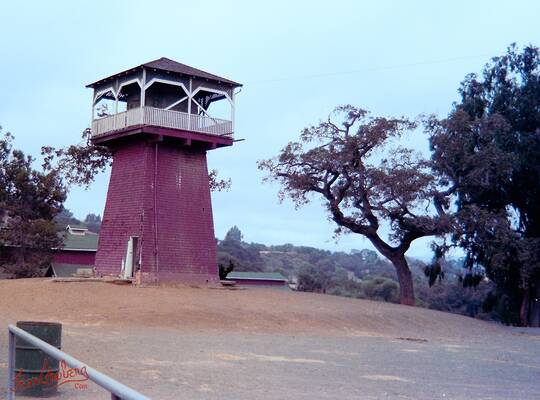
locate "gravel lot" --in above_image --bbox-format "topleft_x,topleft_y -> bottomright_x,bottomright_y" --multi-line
0,279 -> 539,399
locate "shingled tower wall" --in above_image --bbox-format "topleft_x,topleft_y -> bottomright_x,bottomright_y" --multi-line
93,139 -> 218,284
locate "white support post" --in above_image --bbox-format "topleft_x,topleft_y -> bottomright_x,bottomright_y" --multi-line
115,79 -> 119,114
231,90 -> 236,133
90,89 -> 97,140
141,68 -> 146,124
187,78 -> 192,130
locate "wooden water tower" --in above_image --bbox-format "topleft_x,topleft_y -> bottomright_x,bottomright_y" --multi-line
87,58 -> 241,284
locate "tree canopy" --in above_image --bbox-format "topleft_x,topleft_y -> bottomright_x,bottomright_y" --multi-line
0,131 -> 66,277
224,226 -> 243,242
429,44 -> 540,326
259,106 -> 453,305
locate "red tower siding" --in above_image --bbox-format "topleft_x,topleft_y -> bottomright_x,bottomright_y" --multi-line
94,138 -> 218,284
53,251 -> 95,266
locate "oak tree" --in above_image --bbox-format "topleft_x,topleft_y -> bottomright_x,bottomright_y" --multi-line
259,106 -> 452,305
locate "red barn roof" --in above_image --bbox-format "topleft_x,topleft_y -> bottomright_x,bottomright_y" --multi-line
86,57 -> 242,88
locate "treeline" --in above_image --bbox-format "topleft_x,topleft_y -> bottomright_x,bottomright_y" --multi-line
54,209 -> 102,233
218,226 -> 503,321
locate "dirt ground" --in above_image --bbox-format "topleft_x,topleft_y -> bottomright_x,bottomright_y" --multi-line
0,279 -> 539,399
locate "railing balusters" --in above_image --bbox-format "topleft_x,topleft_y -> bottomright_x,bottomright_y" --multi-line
91,107 -> 234,138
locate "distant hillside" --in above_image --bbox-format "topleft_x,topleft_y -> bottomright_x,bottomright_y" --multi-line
216,226 -> 470,282
218,226 -> 496,321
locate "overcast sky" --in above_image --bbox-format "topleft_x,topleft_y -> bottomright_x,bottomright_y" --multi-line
1,1 -> 538,259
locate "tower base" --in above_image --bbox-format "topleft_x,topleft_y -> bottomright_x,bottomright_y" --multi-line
94,137 -> 218,285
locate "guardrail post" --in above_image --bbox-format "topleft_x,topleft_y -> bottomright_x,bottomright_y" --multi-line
7,329 -> 15,400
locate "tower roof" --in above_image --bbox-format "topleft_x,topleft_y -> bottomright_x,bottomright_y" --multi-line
86,57 -> 242,88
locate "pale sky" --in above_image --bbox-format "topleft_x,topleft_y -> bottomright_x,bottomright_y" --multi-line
1,1 -> 538,259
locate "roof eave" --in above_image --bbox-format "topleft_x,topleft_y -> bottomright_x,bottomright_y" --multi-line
85,64 -> 145,88
86,64 -> 242,89
59,248 -> 97,252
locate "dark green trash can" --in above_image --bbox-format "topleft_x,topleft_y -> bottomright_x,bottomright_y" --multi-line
14,321 -> 62,397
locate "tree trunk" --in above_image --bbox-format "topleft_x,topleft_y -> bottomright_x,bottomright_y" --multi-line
519,288 -> 531,327
519,281 -> 540,327
16,246 -> 25,267
530,282 -> 540,328
390,255 -> 415,306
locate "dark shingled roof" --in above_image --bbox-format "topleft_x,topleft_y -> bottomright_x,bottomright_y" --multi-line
58,230 -> 99,251
67,224 -> 88,230
226,272 -> 288,282
86,57 -> 242,88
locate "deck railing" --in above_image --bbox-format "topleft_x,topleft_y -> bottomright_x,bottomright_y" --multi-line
7,324 -> 151,400
91,107 -> 233,138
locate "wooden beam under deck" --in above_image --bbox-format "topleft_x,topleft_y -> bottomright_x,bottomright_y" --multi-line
91,124 -> 234,150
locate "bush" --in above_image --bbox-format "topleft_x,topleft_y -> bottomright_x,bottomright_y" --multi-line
361,277 -> 400,303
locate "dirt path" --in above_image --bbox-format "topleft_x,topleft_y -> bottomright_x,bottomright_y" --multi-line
0,279 -> 538,399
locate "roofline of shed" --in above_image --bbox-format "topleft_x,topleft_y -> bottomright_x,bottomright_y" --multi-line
53,247 -> 97,252
226,276 -> 288,282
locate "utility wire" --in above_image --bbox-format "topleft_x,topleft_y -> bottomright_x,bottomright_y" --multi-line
244,54 -> 491,86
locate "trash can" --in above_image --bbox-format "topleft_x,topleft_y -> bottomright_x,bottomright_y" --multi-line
14,321 -> 62,397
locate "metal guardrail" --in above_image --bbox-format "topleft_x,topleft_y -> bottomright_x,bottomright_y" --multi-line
7,324 -> 151,400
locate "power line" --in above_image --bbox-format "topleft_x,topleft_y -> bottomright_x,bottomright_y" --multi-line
245,54 -> 490,86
